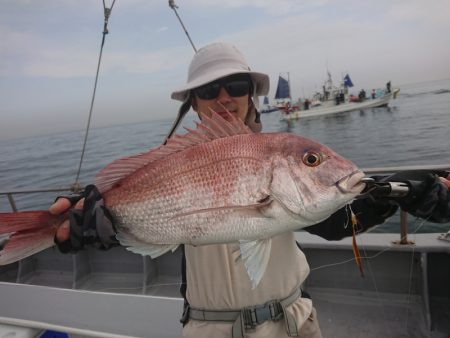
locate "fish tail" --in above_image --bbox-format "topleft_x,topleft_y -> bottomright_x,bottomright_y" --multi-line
351,212 -> 364,277
0,211 -> 63,265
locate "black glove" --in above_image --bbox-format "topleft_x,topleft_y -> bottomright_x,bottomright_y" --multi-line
375,170 -> 450,223
304,198 -> 397,241
56,185 -> 119,253
351,197 -> 398,231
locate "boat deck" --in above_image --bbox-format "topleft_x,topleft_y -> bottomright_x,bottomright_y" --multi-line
0,232 -> 449,337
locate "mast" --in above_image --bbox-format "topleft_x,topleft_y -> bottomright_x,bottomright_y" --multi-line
287,72 -> 291,102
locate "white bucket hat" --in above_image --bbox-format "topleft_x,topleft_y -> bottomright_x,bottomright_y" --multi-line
164,42 -> 269,143
171,42 -> 270,101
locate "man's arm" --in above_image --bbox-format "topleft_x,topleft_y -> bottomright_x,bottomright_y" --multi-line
305,171 -> 450,241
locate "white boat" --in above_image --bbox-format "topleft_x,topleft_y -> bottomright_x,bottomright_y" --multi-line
279,72 -> 400,121
280,90 -> 399,121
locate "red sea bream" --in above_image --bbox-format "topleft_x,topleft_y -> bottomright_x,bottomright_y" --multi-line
0,112 -> 365,286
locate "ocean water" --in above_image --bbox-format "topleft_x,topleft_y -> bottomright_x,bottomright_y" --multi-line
1,79 -> 449,234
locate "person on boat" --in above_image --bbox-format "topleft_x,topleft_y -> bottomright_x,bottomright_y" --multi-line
358,89 -> 366,101
386,81 -> 391,93
49,42 -> 450,338
284,101 -> 291,114
372,89 -> 376,99
303,99 -> 310,110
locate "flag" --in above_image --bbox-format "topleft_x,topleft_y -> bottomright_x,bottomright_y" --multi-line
344,74 -> 354,87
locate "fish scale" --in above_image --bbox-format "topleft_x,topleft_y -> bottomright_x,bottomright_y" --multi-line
108,141 -> 270,244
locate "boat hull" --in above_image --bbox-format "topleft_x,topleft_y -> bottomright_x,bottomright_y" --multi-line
0,231 -> 449,337
280,92 -> 396,121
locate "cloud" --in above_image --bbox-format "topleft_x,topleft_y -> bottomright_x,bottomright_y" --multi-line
0,24 -> 188,78
157,26 -> 169,33
386,0 -> 450,26
181,0 -> 329,15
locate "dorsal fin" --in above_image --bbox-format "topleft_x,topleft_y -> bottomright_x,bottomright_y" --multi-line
94,110 -> 253,193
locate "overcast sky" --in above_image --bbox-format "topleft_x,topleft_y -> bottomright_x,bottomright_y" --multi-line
1,0 -> 449,140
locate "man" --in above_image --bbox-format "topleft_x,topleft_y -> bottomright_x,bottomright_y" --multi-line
51,42 -> 450,338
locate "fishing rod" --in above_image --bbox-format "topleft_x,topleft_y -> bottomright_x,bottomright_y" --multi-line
359,170 -> 449,199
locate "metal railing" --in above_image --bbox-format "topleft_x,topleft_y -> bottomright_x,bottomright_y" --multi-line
1,164 -> 449,244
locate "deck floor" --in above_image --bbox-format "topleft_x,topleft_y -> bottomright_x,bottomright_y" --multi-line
308,287 -> 448,338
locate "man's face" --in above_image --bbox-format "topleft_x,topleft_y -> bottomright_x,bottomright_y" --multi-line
191,74 -> 252,122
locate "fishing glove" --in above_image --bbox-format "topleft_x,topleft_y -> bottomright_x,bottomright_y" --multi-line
305,198 -> 398,241
376,170 -> 450,223
55,185 -> 119,253
305,170 -> 449,240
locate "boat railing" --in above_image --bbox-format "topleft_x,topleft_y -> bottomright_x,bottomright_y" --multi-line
1,164 -> 449,245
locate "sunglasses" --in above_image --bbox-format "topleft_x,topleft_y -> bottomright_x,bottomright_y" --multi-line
193,75 -> 252,100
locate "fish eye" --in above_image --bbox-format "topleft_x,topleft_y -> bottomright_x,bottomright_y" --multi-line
302,152 -> 321,167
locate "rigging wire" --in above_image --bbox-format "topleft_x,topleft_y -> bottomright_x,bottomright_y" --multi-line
168,0 -> 197,52
73,0 -> 117,191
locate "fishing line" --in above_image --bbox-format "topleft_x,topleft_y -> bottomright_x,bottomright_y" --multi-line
311,216 -> 428,271
311,216 -> 429,335
356,234 -> 393,335
73,0 -> 117,189
403,216 -> 431,333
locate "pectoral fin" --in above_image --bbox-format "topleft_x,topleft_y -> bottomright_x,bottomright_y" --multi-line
239,238 -> 272,289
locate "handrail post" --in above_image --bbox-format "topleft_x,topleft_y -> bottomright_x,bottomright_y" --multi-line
7,193 -> 18,212
400,210 -> 409,244
393,210 -> 414,245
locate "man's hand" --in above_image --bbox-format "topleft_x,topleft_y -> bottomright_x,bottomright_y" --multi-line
48,185 -> 118,253
439,174 -> 450,188
49,197 -> 84,243
378,170 -> 450,223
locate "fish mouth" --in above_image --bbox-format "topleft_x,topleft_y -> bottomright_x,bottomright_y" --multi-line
336,170 -> 366,194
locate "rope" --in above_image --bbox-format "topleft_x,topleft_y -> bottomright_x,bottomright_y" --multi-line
73,0 -> 117,190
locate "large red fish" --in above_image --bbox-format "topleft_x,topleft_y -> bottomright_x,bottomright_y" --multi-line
0,112 -> 365,286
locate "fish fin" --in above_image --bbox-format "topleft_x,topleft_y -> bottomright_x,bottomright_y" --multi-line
169,197 -> 273,221
0,211 -> 61,265
95,110 -> 252,193
116,231 -> 179,259
239,238 -> 272,289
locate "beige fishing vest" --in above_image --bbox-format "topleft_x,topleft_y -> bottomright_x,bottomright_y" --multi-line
183,232 -> 316,338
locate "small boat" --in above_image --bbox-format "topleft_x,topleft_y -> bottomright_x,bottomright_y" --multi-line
260,96 -> 279,114
279,72 -> 400,121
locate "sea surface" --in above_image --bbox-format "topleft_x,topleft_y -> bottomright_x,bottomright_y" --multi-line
1,79 -> 449,234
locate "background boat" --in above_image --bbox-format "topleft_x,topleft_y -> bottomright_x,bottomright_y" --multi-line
260,96 -> 279,114
279,72 -> 399,121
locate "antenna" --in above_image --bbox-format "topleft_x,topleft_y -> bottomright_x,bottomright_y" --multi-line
168,0 -> 197,53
